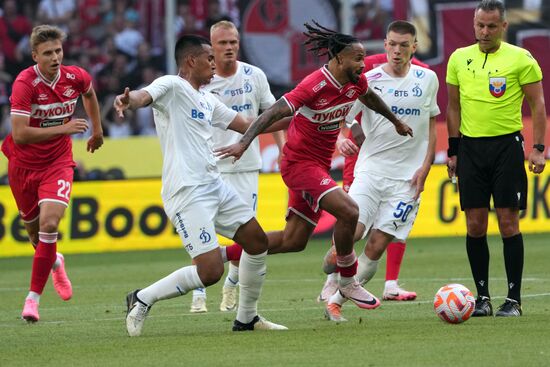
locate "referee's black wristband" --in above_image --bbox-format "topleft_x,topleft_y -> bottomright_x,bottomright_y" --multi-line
447,137 -> 460,157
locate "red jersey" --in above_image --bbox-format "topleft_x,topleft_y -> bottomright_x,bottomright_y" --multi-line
2,65 -> 92,169
282,66 -> 369,170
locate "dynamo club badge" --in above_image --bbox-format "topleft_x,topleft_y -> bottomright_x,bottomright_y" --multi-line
489,77 -> 506,98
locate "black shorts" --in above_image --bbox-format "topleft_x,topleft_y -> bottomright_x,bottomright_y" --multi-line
457,131 -> 527,210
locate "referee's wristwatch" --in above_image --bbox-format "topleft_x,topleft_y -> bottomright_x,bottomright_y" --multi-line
533,144 -> 545,153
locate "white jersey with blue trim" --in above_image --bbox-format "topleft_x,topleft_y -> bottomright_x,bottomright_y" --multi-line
143,75 -> 237,201
350,64 -> 440,180
204,61 -> 276,172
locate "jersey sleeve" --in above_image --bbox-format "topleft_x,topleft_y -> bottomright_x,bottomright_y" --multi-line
446,51 -> 459,86
256,69 -> 276,111
142,75 -> 173,112
77,67 -> 93,93
345,99 -> 364,126
282,78 -> 316,113
211,95 -> 238,130
428,72 -> 441,117
9,79 -> 33,117
518,50 -> 543,86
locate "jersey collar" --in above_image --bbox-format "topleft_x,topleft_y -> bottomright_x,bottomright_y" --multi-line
321,65 -> 343,89
34,65 -> 61,89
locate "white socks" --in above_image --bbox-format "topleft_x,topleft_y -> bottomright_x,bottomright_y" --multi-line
236,250 -> 267,324
192,287 -> 206,299
26,291 -> 40,303
138,265 -> 204,305
357,252 -> 379,284
224,263 -> 239,287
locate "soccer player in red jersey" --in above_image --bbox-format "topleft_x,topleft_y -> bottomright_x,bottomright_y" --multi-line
1,25 -> 104,322
319,54 -> 431,303
217,22 -> 412,311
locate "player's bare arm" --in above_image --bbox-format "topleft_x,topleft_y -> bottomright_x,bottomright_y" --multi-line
412,117 -> 437,200
11,114 -> 88,145
446,83 -> 461,179
359,87 -> 413,137
337,123 -> 359,157
522,81 -> 547,174
82,86 -> 104,153
114,87 -> 153,117
216,99 -> 292,160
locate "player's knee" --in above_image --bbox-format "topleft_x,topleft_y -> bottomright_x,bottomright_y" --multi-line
39,218 -> 60,234
199,265 -> 225,287
338,202 -> 359,225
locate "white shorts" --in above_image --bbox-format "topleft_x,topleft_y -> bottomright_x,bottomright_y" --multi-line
349,172 -> 420,242
220,170 -> 259,215
163,178 -> 254,258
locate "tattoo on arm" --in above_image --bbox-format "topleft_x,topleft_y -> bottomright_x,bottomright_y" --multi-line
241,99 -> 291,146
361,88 -> 398,124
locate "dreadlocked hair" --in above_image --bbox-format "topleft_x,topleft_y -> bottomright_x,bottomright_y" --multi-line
303,20 -> 358,59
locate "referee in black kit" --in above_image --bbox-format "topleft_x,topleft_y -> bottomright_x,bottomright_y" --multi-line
446,0 -> 547,317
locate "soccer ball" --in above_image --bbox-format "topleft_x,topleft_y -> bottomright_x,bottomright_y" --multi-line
433,284 -> 475,324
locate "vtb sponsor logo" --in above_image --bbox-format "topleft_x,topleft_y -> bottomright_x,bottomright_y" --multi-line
311,104 -> 352,123
31,100 -> 77,119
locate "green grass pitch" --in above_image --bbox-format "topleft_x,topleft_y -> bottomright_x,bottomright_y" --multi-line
1,234 -> 549,366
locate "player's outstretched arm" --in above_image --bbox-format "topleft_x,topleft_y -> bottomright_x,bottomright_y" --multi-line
523,81 -> 547,174
216,99 -> 292,161
113,87 -> 153,117
11,114 -> 89,144
359,88 -> 413,137
82,86 -> 104,153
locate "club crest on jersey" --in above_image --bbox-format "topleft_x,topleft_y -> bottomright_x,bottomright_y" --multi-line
345,89 -> 356,98
412,84 -> 422,97
63,88 -> 75,98
312,80 -> 327,93
489,77 -> 506,98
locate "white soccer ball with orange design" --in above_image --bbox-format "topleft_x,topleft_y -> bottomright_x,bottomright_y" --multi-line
433,284 -> 475,324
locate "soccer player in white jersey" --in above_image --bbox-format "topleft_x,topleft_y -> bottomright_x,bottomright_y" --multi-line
114,35 -> 287,335
189,20 -> 285,313
323,21 -> 440,322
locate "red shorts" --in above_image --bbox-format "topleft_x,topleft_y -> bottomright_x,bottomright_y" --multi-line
342,153 -> 358,193
8,161 -> 75,222
280,160 -> 339,225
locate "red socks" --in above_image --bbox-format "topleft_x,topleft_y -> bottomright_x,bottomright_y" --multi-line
386,242 -> 406,281
226,243 -> 243,261
29,232 -> 58,294
336,251 -> 358,278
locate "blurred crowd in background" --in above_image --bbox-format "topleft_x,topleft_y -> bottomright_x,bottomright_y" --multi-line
0,0 -> 548,141
0,0 -> 244,140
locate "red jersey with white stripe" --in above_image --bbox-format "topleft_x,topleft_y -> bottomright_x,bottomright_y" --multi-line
1,64 -> 92,169
282,66 -> 369,170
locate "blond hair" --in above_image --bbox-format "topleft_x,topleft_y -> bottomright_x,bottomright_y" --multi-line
30,25 -> 66,51
210,20 -> 239,37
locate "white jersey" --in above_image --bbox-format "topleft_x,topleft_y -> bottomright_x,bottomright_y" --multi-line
143,75 -> 238,201
347,64 -> 440,180
204,61 -> 276,172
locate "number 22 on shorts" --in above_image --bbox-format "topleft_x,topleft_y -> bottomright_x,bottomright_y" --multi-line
57,179 -> 71,200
